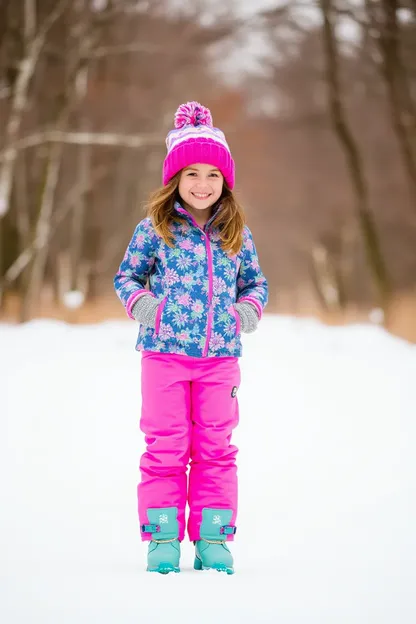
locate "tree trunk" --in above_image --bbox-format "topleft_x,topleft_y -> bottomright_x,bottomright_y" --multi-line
21,126 -> 67,322
366,0 -> 416,204
3,166 -> 108,289
70,123 -> 91,292
319,0 -> 391,310
14,151 -> 32,307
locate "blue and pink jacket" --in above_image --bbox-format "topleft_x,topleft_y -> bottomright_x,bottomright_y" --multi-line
114,202 -> 268,358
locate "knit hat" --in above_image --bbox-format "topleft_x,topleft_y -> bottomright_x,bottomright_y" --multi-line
163,101 -> 235,189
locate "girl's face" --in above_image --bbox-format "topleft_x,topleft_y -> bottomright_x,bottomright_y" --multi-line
178,163 -> 224,214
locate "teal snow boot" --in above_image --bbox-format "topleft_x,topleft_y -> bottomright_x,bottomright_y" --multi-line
194,508 -> 236,575
142,507 -> 180,574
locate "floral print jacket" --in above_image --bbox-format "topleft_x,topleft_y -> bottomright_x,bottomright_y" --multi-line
114,202 -> 268,358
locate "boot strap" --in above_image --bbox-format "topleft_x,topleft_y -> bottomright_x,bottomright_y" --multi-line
201,537 -> 226,545
152,537 -> 177,544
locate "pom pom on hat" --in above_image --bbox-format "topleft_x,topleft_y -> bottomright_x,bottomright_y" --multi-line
174,101 -> 213,129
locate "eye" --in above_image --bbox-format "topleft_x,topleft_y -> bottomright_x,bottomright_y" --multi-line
187,172 -> 197,176
209,173 -> 219,178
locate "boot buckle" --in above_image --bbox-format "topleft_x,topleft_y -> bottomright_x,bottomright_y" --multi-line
141,523 -> 161,534
220,525 -> 237,536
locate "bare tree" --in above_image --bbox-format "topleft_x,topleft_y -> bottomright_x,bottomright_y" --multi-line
20,2 -> 94,320
3,165 -> 109,287
0,0 -> 70,305
365,0 -> 416,204
0,0 -> 69,218
319,0 -> 390,310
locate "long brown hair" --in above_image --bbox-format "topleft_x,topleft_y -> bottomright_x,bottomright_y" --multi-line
144,172 -> 245,255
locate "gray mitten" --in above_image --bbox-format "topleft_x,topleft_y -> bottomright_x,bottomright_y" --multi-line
234,302 -> 259,334
131,294 -> 160,328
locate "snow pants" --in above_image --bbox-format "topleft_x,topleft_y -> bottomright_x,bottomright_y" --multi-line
138,351 -> 240,542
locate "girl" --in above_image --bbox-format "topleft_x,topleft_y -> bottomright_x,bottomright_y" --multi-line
114,102 -> 268,575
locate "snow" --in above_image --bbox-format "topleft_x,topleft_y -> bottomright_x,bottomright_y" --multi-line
62,290 -> 86,309
1,315 -> 415,624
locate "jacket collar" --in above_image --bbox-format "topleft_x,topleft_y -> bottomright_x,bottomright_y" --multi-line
174,200 -> 221,230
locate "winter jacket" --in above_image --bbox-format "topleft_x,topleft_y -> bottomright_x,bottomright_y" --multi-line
114,201 -> 268,358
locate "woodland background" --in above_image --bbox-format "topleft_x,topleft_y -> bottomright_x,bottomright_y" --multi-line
1,0 -> 415,340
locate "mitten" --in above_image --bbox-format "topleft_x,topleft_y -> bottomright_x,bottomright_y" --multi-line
234,301 -> 259,334
131,294 -> 160,328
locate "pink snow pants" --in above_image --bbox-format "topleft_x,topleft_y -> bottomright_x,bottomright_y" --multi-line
139,351 -> 240,542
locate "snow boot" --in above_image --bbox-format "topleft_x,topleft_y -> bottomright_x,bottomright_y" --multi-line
194,508 -> 236,575
142,507 -> 180,574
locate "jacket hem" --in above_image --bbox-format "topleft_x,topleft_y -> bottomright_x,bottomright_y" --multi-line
135,344 -> 242,359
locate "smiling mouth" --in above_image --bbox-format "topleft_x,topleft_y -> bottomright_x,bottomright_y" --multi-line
191,192 -> 211,200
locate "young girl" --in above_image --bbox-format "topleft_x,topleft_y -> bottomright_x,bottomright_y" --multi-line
114,101 -> 268,575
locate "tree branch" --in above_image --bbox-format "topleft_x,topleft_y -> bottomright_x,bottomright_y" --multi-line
89,42 -> 161,58
24,0 -> 36,44
0,130 -> 164,162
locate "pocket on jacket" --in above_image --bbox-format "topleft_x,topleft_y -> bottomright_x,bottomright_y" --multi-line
231,304 -> 241,337
154,295 -> 168,335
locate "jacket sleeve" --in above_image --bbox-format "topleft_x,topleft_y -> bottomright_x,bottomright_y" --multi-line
236,226 -> 268,319
113,218 -> 157,319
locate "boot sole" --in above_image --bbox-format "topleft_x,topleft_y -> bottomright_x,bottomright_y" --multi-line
194,557 -> 234,575
147,563 -> 180,575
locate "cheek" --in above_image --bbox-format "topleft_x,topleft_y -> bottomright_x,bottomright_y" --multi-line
178,178 -> 190,196
214,182 -> 224,196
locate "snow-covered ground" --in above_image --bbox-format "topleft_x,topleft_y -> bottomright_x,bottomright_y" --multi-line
1,315 -> 415,624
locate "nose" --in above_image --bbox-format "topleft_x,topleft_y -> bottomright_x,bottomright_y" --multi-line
194,176 -> 210,188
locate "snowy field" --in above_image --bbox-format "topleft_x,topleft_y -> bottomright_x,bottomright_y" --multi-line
1,315 -> 415,624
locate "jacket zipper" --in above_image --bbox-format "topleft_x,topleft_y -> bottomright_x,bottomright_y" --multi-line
175,205 -> 214,357
202,233 -> 214,357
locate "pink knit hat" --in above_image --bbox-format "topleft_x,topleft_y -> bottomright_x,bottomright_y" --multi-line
163,101 -> 235,189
